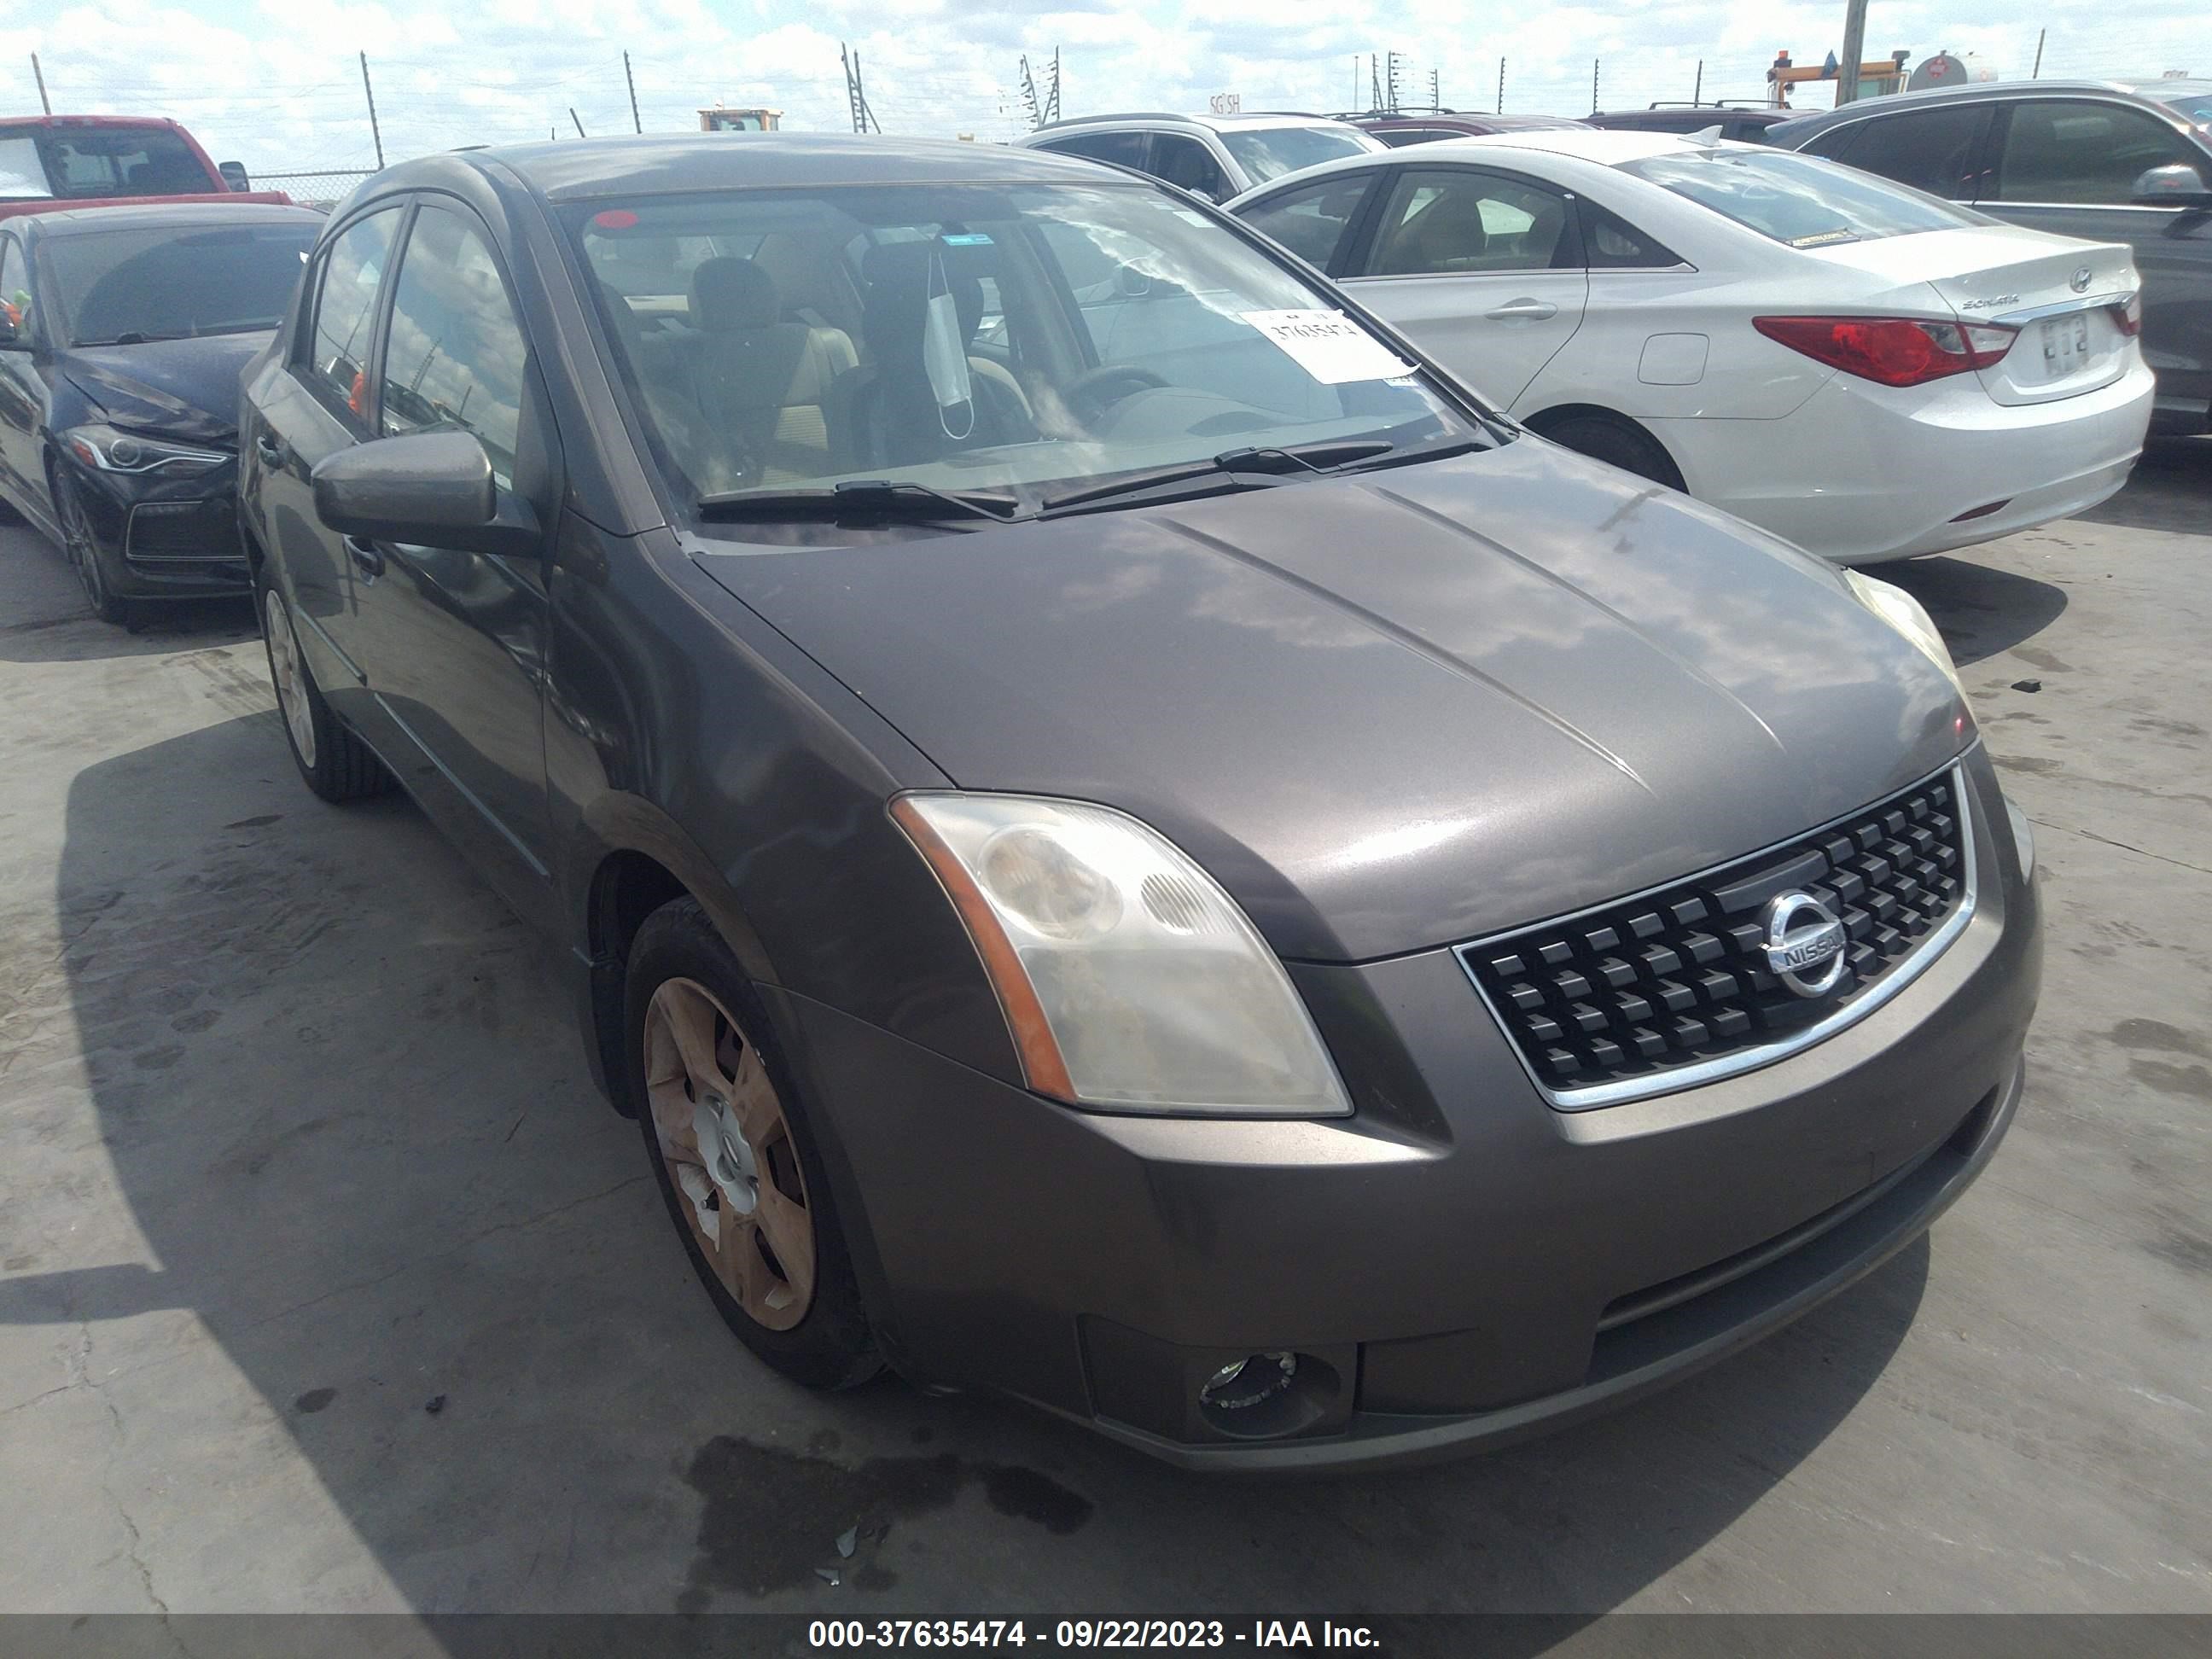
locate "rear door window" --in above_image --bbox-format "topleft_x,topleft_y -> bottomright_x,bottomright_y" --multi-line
1991,100 -> 2199,204
1363,170 -> 1578,275
1804,106 -> 1988,199
1240,172 -> 1378,272
300,207 -> 402,426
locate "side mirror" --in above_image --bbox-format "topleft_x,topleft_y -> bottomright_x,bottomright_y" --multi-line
0,312 -> 18,348
311,430 -> 543,558
218,160 -> 251,192
2131,162 -> 2212,207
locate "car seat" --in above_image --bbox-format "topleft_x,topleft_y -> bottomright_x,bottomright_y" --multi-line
828,242 -> 1035,472
687,256 -> 857,484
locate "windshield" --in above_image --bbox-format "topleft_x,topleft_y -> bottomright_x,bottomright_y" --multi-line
48,224 -> 315,346
1618,148 -> 1982,247
1220,126 -> 1377,186
568,181 -> 1485,535
0,126 -> 215,201
2142,87 -> 2212,129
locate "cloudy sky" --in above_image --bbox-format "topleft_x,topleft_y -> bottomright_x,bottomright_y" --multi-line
9,0 -> 2205,180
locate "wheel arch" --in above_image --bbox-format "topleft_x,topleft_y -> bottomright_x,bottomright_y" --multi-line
1518,401 -> 1689,492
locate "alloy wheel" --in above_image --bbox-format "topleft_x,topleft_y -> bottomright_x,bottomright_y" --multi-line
643,976 -> 817,1330
56,478 -> 108,612
262,587 -> 318,769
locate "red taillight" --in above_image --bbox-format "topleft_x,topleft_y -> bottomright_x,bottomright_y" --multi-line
2110,294 -> 2143,336
1753,315 -> 2018,387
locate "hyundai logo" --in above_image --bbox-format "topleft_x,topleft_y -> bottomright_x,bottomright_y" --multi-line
1761,890 -> 1847,998
2069,266 -> 2093,294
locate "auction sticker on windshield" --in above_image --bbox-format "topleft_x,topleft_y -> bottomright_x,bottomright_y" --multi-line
1243,309 -> 1414,384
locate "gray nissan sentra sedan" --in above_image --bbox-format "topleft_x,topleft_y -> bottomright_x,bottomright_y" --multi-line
237,134 -> 2040,1470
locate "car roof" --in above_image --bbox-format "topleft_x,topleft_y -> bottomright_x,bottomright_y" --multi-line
13,201 -> 324,237
1221,127 -> 1779,206
1430,129 -> 1747,166
0,114 -> 186,133
1592,107 -> 1792,125
1360,112 -> 1588,131
1770,78 -> 2209,138
389,133 -> 1139,203
1033,111 -> 1364,135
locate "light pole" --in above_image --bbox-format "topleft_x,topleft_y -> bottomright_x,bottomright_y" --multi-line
1837,0 -> 1869,104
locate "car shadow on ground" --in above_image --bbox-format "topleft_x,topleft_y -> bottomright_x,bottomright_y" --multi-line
5,706 -> 1932,1623
1883,556 -> 2069,667
0,523 -> 255,665
2075,434 -> 2212,535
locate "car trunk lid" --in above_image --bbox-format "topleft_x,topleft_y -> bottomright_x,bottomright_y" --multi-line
1801,226 -> 2139,405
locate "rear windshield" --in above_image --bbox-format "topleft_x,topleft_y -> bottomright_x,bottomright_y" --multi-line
1618,148 -> 1982,247
1220,126 -> 1375,186
0,126 -> 215,201
46,223 -> 315,346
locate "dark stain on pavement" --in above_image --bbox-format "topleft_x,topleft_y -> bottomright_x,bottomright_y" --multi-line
2109,1019 -> 2208,1059
294,1388 -> 337,1414
678,1433 -> 1092,1610
2147,1227 -> 2212,1278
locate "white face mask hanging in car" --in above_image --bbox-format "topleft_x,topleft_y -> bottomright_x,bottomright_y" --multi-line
922,242 -> 976,439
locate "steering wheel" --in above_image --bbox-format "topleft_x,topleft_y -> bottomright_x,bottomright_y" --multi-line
1063,365 -> 1169,428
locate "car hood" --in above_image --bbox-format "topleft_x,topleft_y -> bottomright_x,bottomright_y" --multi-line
60,332 -> 271,445
695,440 -> 1972,962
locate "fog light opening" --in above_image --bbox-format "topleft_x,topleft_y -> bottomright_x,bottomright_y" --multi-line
1195,1350 -> 1341,1441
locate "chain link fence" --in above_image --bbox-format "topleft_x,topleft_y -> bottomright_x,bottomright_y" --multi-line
252,168 -> 377,210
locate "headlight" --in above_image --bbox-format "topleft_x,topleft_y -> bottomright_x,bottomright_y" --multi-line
893,793 -> 1351,1117
62,423 -> 227,475
1843,568 -> 1967,704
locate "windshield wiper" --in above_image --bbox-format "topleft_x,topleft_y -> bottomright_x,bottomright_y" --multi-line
696,479 -> 1025,524
1034,439 -> 1396,518
75,331 -> 192,347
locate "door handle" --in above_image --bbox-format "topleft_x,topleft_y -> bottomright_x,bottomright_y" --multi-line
343,535 -> 385,579
255,433 -> 289,468
1484,298 -> 1559,321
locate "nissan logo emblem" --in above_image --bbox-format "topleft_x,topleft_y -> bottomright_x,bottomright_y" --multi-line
1761,890 -> 1848,998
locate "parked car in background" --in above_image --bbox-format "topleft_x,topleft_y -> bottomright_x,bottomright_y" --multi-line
1773,79 -> 2212,434
1345,109 -> 1591,147
1588,105 -> 1797,143
0,116 -> 288,223
0,201 -> 323,622
1228,130 -> 2152,564
239,133 -> 2037,1470
1017,112 -> 1382,201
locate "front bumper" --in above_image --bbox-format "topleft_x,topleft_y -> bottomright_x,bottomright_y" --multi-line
64,456 -> 250,599
1656,358 -> 2156,566
764,753 -> 2040,1471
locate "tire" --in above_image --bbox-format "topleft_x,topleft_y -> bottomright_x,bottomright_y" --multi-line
626,897 -> 881,1391
52,469 -> 135,627
1538,413 -> 1686,493
254,563 -> 390,803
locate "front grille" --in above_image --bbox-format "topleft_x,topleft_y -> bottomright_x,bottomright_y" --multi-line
125,500 -> 244,563
1458,764 -> 1976,1109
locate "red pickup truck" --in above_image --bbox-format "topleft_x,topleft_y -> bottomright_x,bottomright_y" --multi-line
0,114 -> 293,223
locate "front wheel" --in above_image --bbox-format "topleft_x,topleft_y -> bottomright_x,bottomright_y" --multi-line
256,567 -> 389,802
627,898 -> 880,1390
53,470 -> 132,627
